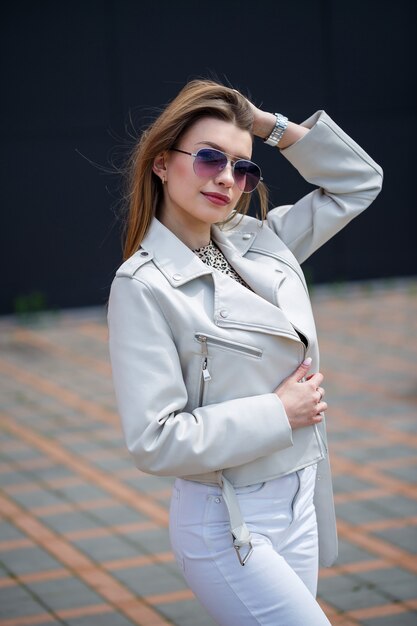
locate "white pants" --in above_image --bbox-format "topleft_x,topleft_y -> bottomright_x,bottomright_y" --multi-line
169,465 -> 332,626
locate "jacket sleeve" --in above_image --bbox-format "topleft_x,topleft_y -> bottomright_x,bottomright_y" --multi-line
108,275 -> 293,477
266,111 -> 383,264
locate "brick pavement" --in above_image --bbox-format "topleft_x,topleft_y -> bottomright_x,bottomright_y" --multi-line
0,279 -> 416,626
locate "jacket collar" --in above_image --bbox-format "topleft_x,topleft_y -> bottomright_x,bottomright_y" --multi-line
140,217 -> 259,287
140,218 -> 213,287
139,218 -> 302,342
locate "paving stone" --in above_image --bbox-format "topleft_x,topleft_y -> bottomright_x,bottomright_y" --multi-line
89,504 -> 147,526
340,445 -> 417,462
124,528 -> 172,553
384,465 -> 417,484
318,575 -> 388,611
113,563 -> 187,596
328,538 -> 375,565
72,535 -> 139,561
335,496 -> 417,525
9,489 -> 66,509
0,470 -> 31,486
66,612 -> 137,626
125,474 -> 173,494
52,483 -> 109,503
362,613 -> 417,626
374,526 -> 417,553
354,567 -> 417,601
41,510 -> 104,534
30,466 -> 75,481
156,598 -> 218,626
0,585 -> 49,618
25,576 -> 104,611
0,520 -> 27,541
0,546 -> 63,575
332,475 -> 374,493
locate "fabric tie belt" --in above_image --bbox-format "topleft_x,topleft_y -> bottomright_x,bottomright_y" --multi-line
220,474 -> 254,566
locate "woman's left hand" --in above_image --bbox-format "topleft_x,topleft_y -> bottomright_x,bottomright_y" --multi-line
234,90 -> 309,148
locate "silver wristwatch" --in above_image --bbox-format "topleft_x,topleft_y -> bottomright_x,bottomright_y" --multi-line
264,113 -> 288,147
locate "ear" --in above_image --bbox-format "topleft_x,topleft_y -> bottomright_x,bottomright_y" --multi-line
152,153 -> 168,183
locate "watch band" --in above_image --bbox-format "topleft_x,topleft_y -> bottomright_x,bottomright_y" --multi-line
264,113 -> 288,147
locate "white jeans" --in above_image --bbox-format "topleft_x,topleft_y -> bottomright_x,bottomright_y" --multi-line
169,465 -> 332,626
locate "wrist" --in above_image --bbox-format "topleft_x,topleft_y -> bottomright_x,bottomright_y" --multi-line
252,111 -> 277,139
263,113 -> 289,147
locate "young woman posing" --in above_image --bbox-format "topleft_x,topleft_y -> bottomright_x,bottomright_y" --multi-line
108,80 -> 383,625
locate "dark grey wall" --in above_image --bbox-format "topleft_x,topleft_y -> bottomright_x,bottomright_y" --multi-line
1,0 -> 416,314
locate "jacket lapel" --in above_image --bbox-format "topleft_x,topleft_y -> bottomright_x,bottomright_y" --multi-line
141,219 -> 302,342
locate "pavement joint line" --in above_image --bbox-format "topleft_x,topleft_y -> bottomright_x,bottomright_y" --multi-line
334,489 -> 387,504
63,520 -> 157,541
31,497 -> 118,517
4,476 -> 84,495
5,458 -> 55,472
331,438 -> 389,451
0,538 -> 34,551
318,336 -> 413,375
0,360 -> 119,426
102,551 -> 174,572
0,412 -> 169,526
55,603 -> 114,620
144,588 -> 194,605
370,456 -> 417,469
347,598 -> 417,620
0,568 -> 70,588
336,518 -> 417,574
12,328 -> 112,377
0,612 -> 56,626
357,514 -> 417,531
330,409 -> 417,448
319,558 -> 391,578
75,321 -> 108,342
324,367 -> 413,400
331,455 -> 417,500
320,322 -> 417,353
317,598 -> 360,625
0,491 -> 175,626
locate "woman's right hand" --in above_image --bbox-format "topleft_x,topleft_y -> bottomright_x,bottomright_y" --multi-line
274,358 -> 327,430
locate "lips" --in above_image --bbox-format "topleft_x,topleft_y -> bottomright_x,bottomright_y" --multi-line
201,192 -> 230,206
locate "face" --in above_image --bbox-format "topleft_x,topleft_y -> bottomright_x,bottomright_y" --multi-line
154,117 -> 253,242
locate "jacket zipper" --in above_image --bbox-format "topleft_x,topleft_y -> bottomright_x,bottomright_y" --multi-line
197,336 -> 212,406
195,333 -> 263,358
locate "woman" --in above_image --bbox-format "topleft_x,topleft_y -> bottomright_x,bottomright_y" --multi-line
108,80 -> 383,625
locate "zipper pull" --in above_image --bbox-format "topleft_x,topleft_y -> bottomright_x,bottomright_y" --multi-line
197,334 -> 208,357
202,357 -> 211,382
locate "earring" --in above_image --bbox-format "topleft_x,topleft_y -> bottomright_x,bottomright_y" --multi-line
161,177 -> 166,185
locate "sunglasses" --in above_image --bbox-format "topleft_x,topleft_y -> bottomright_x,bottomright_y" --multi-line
170,147 -> 263,193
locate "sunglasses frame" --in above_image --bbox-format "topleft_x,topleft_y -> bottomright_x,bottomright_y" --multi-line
170,147 -> 263,193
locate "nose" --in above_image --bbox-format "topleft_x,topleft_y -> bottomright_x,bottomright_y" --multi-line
214,160 -> 235,188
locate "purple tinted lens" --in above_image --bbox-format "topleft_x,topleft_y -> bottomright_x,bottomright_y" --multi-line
193,149 -> 228,178
234,160 -> 261,192
193,148 -> 261,193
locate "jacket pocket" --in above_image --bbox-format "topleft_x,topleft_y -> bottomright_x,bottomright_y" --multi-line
194,333 -> 263,359
194,333 -> 262,407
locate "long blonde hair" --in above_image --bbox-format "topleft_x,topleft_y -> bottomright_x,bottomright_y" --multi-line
123,79 -> 268,260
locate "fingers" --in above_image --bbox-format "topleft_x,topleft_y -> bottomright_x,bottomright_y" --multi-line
315,386 -> 325,403
292,357 -> 312,383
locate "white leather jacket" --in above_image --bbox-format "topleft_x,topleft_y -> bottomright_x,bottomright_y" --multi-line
108,111 -> 383,566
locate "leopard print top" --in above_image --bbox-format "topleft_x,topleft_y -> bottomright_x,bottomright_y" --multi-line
193,240 -> 251,290
194,240 -> 308,347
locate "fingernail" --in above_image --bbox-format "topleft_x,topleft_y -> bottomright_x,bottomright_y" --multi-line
303,357 -> 312,366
